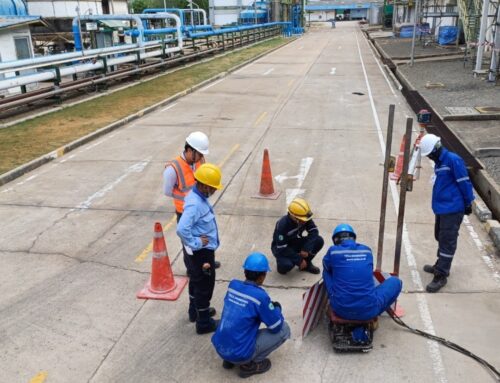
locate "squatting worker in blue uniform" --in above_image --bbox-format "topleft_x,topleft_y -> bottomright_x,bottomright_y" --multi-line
271,198 -> 324,275
419,134 -> 475,293
211,252 -> 291,378
177,163 -> 222,334
323,224 -> 402,320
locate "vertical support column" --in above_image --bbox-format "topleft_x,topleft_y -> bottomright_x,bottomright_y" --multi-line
376,104 -> 396,271
488,4 -> 500,81
393,118 -> 413,276
475,0 -> 491,72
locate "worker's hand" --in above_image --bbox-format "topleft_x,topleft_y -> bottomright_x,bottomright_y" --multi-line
272,301 -> 282,311
200,235 -> 209,246
299,250 -> 309,258
202,262 -> 211,276
299,259 -> 307,270
464,205 -> 472,215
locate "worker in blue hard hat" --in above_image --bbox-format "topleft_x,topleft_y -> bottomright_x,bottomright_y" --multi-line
419,134 -> 475,293
322,224 -> 403,321
211,252 -> 291,378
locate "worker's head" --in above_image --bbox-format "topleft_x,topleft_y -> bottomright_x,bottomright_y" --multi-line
287,198 -> 313,225
332,223 -> 356,245
419,133 -> 442,161
194,163 -> 222,197
185,131 -> 209,164
243,252 -> 271,285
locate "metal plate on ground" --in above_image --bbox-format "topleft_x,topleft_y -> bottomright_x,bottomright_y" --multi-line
445,106 -> 480,115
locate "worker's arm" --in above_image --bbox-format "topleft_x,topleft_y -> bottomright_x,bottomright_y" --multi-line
259,295 -> 284,334
304,219 -> 320,239
322,250 -> 335,297
162,165 -> 178,197
452,157 -> 475,207
176,200 -> 203,250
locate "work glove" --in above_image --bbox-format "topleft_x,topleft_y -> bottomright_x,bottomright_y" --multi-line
272,301 -> 282,311
464,205 -> 472,216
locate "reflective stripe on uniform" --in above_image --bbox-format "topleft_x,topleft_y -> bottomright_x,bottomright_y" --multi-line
439,252 -> 454,258
268,318 -> 282,329
330,249 -> 372,254
171,159 -> 190,192
456,176 -> 469,183
228,288 -> 261,306
435,166 -> 451,172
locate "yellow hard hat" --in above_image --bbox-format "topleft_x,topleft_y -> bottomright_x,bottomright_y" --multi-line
194,163 -> 223,189
288,198 -> 313,221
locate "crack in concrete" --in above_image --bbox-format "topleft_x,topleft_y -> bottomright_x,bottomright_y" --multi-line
27,208 -> 74,253
79,211 -> 131,253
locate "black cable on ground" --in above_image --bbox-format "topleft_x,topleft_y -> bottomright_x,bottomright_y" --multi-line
387,309 -> 500,382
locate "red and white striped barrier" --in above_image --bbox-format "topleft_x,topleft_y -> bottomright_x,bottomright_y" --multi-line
302,279 -> 328,338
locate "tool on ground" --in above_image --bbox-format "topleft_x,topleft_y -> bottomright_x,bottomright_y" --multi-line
137,222 -> 188,300
253,149 -> 281,199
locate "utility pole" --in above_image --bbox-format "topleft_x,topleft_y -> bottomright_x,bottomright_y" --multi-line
410,0 -> 421,65
475,0 -> 491,72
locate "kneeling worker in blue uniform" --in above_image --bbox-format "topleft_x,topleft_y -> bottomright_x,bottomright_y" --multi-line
323,224 -> 402,321
212,252 -> 291,378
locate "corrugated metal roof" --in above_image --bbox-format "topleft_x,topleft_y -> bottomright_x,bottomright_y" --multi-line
0,15 -> 42,29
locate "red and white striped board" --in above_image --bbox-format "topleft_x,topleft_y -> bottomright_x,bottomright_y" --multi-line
373,270 -> 405,317
302,279 -> 328,338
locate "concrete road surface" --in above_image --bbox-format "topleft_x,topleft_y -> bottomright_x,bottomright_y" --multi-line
1,22 -> 499,383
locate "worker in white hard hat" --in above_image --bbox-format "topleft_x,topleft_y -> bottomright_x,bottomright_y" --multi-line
419,133 -> 475,293
163,132 -> 221,322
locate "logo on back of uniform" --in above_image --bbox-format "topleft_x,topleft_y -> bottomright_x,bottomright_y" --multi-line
278,235 -> 284,241
269,302 -> 275,310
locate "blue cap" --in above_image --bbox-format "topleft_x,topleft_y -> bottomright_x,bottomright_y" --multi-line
243,252 -> 271,272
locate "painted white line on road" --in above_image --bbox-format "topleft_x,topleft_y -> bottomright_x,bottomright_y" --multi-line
275,157 -> 314,205
74,158 -> 150,210
200,79 -> 225,92
298,46 -> 304,50
263,68 -> 275,76
15,174 -> 38,186
355,31 -> 447,383
160,102 -> 178,112
330,67 -> 336,75
60,154 -> 76,164
234,62 -> 256,75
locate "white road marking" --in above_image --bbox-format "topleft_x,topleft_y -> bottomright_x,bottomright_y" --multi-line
263,68 -> 275,76
298,46 -> 304,50
60,154 -> 76,164
355,31 -> 447,383
73,158 -> 150,210
160,102 -> 178,112
200,79 -> 225,92
275,157 -> 314,205
362,33 -> 397,96
330,67 -> 336,75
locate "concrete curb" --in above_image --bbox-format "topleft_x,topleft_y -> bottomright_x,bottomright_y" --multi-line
485,220 -> 500,249
0,37 -> 297,187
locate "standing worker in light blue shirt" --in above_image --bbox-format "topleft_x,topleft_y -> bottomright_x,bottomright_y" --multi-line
177,163 -> 223,334
419,134 -> 475,293
212,252 -> 290,378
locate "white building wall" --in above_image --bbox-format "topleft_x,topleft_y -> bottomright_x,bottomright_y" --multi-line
308,11 -> 335,22
26,1 -> 128,17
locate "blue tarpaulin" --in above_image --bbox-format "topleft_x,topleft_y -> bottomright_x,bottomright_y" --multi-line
438,26 -> 458,45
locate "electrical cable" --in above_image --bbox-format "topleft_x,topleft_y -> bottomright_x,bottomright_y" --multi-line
387,309 -> 500,382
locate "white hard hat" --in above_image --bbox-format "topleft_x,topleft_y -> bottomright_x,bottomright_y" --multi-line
186,131 -> 209,155
419,134 -> 441,156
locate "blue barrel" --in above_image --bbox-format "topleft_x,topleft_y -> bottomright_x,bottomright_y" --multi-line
438,26 -> 458,45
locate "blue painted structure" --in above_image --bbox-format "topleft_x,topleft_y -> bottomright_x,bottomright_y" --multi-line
0,0 -> 28,15
239,1 -> 270,24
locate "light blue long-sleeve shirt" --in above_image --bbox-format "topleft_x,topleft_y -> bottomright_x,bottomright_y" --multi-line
176,186 -> 219,251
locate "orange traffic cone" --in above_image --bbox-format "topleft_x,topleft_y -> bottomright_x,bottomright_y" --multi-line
137,222 -> 188,301
390,135 -> 406,181
253,149 -> 281,200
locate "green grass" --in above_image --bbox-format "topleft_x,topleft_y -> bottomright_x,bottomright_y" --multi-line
0,37 -> 287,175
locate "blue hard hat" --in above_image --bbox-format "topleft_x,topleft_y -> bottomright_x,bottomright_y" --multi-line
243,252 -> 271,272
332,223 -> 356,239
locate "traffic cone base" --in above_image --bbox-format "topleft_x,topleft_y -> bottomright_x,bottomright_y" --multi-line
252,190 -> 281,200
136,275 -> 188,301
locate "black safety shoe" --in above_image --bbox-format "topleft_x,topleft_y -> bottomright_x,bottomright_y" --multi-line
426,275 -> 447,293
222,360 -> 235,369
302,262 -> 320,275
215,261 -> 221,269
196,319 -> 219,335
238,358 -> 271,378
423,264 -> 435,274
189,307 -> 216,323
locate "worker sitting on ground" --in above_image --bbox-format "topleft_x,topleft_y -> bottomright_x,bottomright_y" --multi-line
211,252 -> 290,378
323,224 -> 403,321
271,198 -> 324,275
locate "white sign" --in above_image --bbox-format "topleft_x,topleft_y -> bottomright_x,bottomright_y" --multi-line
86,22 -> 98,31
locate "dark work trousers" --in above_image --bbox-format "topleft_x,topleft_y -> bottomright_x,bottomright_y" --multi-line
276,235 -> 324,274
434,212 -> 464,277
186,248 -> 216,322
177,212 -> 196,318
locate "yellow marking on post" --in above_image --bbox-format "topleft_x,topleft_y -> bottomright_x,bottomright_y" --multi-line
134,214 -> 177,263
30,371 -> 48,383
218,144 -> 240,168
253,111 -> 268,128
288,79 -> 295,87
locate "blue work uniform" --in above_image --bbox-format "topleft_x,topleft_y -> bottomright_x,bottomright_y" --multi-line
212,280 -> 288,363
431,148 -> 474,276
271,215 -> 324,274
322,239 -> 402,321
177,186 -> 219,325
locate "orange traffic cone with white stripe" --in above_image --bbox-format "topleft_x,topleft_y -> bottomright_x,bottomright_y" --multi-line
253,149 -> 281,200
390,135 -> 406,182
137,222 -> 188,301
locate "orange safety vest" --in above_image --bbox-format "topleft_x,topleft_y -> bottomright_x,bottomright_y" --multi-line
165,155 -> 203,213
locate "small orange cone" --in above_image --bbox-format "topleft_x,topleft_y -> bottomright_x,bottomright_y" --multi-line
137,222 -> 188,301
390,135 -> 406,182
253,149 -> 281,200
